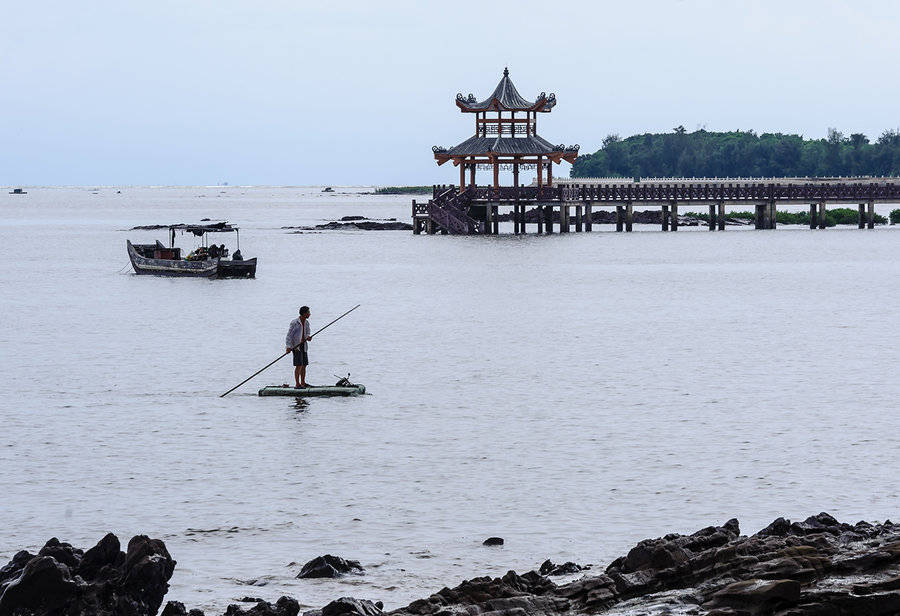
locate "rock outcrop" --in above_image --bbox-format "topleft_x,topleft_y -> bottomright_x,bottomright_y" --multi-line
296,555 -> 364,579
388,513 -> 900,616
0,533 -> 175,616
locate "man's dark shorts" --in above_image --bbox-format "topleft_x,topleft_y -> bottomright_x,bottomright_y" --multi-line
292,348 -> 309,366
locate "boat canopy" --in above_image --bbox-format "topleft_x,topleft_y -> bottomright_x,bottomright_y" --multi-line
170,222 -> 237,236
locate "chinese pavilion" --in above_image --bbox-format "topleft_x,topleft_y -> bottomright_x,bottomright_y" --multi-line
433,68 -> 578,191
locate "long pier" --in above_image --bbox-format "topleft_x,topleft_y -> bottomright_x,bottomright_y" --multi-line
412,179 -> 900,234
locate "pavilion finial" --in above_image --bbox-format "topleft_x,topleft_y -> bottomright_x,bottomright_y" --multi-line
503,67 -> 509,77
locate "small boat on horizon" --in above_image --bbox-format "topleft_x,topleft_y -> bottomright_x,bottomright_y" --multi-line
8,188 -> 26,195
127,223 -> 257,278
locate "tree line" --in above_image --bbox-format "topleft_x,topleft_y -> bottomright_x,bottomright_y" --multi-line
571,127 -> 900,179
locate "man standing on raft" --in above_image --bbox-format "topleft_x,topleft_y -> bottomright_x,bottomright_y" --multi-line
285,306 -> 312,388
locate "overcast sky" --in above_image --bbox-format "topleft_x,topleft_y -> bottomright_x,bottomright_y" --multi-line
2,0 -> 899,185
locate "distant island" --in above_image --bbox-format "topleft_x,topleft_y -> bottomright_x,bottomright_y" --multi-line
572,127 -> 900,178
374,186 -> 431,195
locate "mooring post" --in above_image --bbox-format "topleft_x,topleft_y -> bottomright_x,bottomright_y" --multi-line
867,201 -> 875,229
625,202 -> 633,232
818,202 -> 826,229
671,203 -> 679,231
708,204 -> 716,231
809,204 -> 817,229
717,201 -> 725,230
769,200 -> 777,229
858,204 -> 866,229
575,205 -> 583,232
661,204 -> 669,231
585,204 -> 592,232
616,205 -> 624,232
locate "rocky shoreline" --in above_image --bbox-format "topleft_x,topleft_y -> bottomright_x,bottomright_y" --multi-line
2,513 -> 897,616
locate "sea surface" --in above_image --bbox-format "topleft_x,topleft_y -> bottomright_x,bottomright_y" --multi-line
1,186 -> 898,613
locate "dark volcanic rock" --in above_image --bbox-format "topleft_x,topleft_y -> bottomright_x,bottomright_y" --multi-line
297,555 -> 364,579
387,513 -> 900,616
224,596 -> 299,616
0,533 -> 175,616
482,537 -> 504,546
538,560 -> 583,576
320,597 -> 383,616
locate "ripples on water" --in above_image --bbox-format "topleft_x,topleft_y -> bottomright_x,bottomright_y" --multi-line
1,187 -> 898,612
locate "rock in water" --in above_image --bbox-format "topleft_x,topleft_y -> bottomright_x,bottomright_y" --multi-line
482,537 -> 504,546
223,596 -> 299,616
0,533 -> 175,616
320,597 -> 383,616
296,555 -> 364,579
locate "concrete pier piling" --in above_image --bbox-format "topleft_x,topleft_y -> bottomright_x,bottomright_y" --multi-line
708,204 -> 716,231
616,205 -> 624,232
585,204 -> 592,232
575,205 -> 583,232
661,205 -> 670,231
859,204 -> 866,229
625,202 -> 633,232
717,201 -> 725,230
818,202 -> 826,229
809,204 -> 817,229
868,201 -> 875,229
671,203 -> 679,231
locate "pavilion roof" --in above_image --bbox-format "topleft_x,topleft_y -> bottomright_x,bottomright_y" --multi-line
455,68 -> 557,113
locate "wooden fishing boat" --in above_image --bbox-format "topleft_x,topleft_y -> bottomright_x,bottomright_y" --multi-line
127,223 -> 257,278
258,384 -> 366,397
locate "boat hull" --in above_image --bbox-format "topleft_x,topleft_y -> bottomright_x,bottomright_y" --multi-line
258,385 -> 366,397
128,241 -> 218,277
217,258 -> 257,278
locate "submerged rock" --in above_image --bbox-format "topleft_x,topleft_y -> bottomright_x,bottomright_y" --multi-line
538,560 -> 584,576
482,537 -> 504,546
223,596 -> 299,616
0,533 -> 175,616
296,555 -> 364,579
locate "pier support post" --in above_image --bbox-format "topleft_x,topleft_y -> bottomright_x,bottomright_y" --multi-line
769,201 -> 777,229
718,201 -> 725,230
616,205 -> 624,232
671,203 -> 679,231
818,202 -> 826,229
585,204 -> 592,232
755,204 -> 763,229
809,204 -> 817,229
561,205 -> 569,233
492,206 -> 499,235
413,200 -> 421,235
537,206 -> 544,234
867,201 -> 875,229
708,204 -> 716,230
858,204 -> 866,229
625,202 -> 633,232
575,205 -> 583,232
661,205 -> 669,231
545,205 -> 554,234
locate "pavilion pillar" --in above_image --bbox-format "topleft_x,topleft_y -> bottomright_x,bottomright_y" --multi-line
547,163 -> 553,187
585,204 -> 592,232
469,158 -> 476,187
459,162 -> 465,192
513,162 -> 519,188
867,200 -> 875,229
492,159 -> 499,190
717,201 -> 725,230
537,156 -> 543,190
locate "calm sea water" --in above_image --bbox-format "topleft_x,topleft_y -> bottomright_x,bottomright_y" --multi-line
1,187 -> 898,613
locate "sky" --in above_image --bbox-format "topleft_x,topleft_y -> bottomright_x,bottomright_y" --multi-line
2,0 -> 899,185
